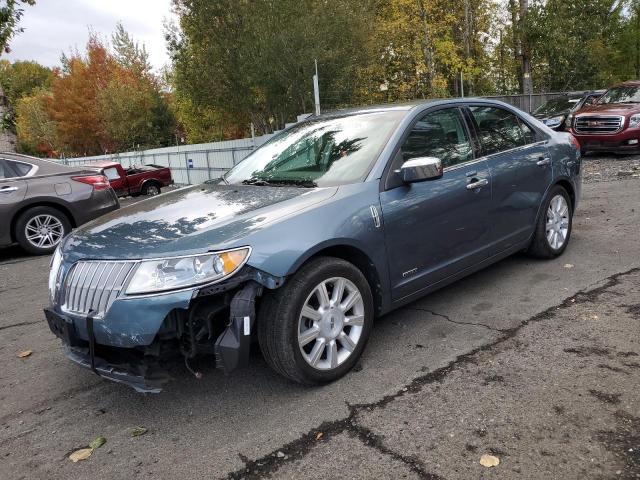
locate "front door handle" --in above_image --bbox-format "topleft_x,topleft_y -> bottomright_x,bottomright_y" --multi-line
536,157 -> 551,166
466,178 -> 489,190
0,186 -> 18,194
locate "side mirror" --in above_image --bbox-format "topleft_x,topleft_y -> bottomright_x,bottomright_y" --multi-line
398,157 -> 443,183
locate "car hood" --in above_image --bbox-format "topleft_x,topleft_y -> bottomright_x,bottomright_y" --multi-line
576,102 -> 640,116
63,183 -> 338,260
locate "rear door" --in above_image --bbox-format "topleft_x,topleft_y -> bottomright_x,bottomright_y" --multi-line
0,160 -> 28,245
467,105 -> 552,254
379,106 -> 493,300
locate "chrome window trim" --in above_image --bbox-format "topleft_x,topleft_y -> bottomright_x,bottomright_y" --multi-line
444,140 -> 547,173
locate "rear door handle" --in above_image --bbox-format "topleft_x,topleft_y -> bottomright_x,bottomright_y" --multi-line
0,186 -> 18,194
536,157 -> 551,166
466,178 -> 489,190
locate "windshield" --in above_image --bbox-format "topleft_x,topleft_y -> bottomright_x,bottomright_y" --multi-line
223,111 -> 405,187
598,86 -> 640,104
533,97 -> 579,116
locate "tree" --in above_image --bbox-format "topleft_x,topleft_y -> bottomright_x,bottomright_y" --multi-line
0,59 -> 53,105
170,0 -> 376,135
14,88 -> 57,155
0,0 -> 35,54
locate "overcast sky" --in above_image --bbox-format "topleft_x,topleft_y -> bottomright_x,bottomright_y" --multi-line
4,0 -> 177,71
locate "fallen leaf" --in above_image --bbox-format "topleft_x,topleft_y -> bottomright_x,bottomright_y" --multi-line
315,432 -> 324,440
17,350 -> 32,358
88,436 -> 106,449
131,427 -> 147,437
480,454 -> 500,468
564,264 -> 574,269
69,448 -> 93,463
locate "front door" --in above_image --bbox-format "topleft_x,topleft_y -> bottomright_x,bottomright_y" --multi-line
467,105 -> 553,253
379,107 -> 493,301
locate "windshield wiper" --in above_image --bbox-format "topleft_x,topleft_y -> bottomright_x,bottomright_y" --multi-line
242,178 -> 317,188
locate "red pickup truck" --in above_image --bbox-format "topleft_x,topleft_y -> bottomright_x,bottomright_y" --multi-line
88,162 -> 173,197
567,80 -> 640,154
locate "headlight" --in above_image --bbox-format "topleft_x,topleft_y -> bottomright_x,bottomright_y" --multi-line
48,247 -> 63,303
564,114 -> 574,128
544,115 -> 565,128
630,114 -> 640,128
124,247 -> 251,295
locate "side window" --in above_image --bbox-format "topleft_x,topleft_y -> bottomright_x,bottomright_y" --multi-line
519,120 -> 537,144
6,160 -> 34,177
400,108 -> 472,169
470,106 -> 530,155
0,160 -> 17,179
103,167 -> 121,180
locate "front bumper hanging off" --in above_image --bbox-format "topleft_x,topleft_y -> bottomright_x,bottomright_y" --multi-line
44,281 -> 264,393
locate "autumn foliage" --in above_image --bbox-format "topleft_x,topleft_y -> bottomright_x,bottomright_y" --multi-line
10,29 -> 175,157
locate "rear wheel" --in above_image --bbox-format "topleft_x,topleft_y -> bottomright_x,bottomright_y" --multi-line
527,185 -> 573,258
15,206 -> 71,255
142,183 -> 161,196
258,257 -> 374,384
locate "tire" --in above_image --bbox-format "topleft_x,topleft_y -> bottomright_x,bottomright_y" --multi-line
142,183 -> 161,196
527,185 -> 573,259
14,206 -> 71,255
258,256 -> 374,385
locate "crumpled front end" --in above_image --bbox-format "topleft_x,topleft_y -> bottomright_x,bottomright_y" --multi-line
45,255 -> 280,393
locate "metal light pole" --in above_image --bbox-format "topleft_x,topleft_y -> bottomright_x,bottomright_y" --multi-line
313,59 -> 321,116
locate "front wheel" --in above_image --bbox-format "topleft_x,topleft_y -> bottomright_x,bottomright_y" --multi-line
258,257 -> 374,384
527,185 -> 573,258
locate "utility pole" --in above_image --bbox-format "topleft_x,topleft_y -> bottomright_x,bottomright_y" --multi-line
460,72 -> 464,97
519,0 -> 533,95
313,59 -> 321,116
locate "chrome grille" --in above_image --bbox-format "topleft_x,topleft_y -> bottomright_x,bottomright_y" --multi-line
574,115 -> 623,134
61,261 -> 136,318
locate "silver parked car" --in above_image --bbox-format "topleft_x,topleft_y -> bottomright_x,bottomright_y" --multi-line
0,153 -> 119,255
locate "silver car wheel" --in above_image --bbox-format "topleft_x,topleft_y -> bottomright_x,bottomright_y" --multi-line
24,214 -> 64,249
297,276 -> 365,371
146,185 -> 160,196
545,194 -> 569,250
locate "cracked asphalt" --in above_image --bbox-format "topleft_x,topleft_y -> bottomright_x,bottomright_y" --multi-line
1,157 -> 639,479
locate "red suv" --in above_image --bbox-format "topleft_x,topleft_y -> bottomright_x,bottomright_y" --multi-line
567,80 -> 640,154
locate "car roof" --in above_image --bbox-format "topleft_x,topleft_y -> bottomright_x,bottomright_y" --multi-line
0,152 -> 94,176
318,97 -> 520,119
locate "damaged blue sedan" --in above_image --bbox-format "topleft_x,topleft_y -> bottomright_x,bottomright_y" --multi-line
45,99 -> 581,392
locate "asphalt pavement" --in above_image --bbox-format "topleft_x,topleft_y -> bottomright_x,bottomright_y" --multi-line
0,156 -> 638,479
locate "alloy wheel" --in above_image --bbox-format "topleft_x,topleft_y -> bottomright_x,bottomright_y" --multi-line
297,276 -> 365,371
24,214 -> 64,249
546,194 -> 569,250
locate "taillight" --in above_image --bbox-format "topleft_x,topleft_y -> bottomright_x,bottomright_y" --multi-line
72,175 -> 110,190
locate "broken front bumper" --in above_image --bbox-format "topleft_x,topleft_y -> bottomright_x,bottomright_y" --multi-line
45,279 -> 264,393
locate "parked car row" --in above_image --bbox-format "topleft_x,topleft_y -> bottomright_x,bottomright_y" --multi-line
533,80 -> 640,155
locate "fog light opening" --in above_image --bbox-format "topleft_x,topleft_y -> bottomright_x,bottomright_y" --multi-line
628,139 -> 639,145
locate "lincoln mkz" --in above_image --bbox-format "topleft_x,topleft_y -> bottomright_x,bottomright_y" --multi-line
45,99 -> 581,392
